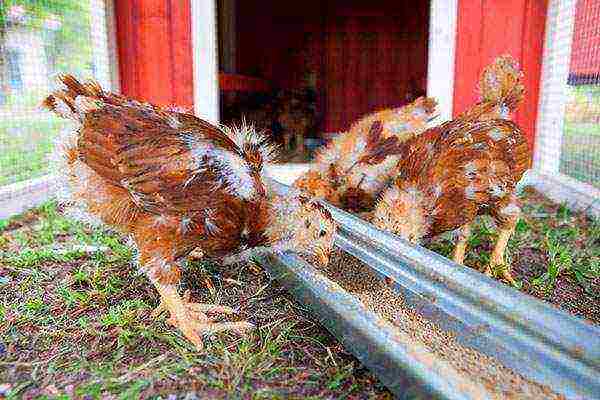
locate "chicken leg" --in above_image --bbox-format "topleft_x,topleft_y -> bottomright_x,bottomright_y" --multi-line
452,223 -> 471,265
484,219 -> 517,285
153,282 -> 253,350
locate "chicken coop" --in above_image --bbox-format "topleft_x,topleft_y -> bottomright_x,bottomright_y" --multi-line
0,0 -> 599,399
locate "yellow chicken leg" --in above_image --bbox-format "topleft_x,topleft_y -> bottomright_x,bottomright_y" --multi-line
153,283 -> 254,351
452,223 -> 471,265
485,220 -> 517,285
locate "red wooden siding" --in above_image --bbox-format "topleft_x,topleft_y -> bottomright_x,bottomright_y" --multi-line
453,0 -> 548,149
322,3 -> 430,132
569,0 -> 600,85
115,0 -> 193,108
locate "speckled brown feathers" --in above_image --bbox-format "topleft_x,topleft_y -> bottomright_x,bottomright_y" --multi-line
294,96 -> 438,212
44,75 -> 337,349
373,118 -> 530,283
385,119 -> 529,234
458,55 -> 525,122
44,76 -> 268,275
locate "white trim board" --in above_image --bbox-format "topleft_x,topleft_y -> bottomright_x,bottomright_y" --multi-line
525,171 -> 600,219
191,0 -> 220,123
0,175 -> 58,220
533,0 -> 577,174
427,0 -> 458,123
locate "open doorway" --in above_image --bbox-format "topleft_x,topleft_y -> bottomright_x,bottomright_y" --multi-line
216,0 -> 430,162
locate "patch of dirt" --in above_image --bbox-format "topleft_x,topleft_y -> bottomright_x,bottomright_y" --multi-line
511,189 -> 600,324
512,247 -> 600,324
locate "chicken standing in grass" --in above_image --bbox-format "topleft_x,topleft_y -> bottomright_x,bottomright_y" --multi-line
43,75 -> 336,350
294,96 -> 438,212
372,55 -> 529,283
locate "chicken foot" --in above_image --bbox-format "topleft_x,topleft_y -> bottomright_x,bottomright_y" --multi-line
452,223 -> 471,265
152,289 -> 236,318
484,219 -> 517,285
153,283 -> 254,351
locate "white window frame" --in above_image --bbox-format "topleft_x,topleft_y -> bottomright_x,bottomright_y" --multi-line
528,0 -> 600,218
192,0 -> 457,124
191,0 -> 220,124
427,0 -> 458,123
0,0 -> 120,220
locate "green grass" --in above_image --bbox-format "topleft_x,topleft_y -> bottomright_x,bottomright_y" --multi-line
560,122 -> 600,188
0,202 -> 390,399
0,117 -> 67,186
426,188 -> 599,321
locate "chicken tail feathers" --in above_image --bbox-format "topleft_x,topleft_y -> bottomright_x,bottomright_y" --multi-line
478,55 -> 525,116
42,74 -> 105,121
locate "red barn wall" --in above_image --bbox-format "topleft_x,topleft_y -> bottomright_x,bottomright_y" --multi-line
114,0 -> 193,108
569,0 -> 600,85
453,0 -> 548,148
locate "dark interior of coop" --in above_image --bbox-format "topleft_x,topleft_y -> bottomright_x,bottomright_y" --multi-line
217,0 -> 430,161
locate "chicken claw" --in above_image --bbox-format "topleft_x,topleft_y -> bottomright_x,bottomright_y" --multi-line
151,290 -> 236,319
154,285 -> 254,350
484,261 -> 517,286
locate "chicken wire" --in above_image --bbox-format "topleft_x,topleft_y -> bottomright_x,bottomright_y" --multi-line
534,0 -> 600,195
0,0 -> 116,218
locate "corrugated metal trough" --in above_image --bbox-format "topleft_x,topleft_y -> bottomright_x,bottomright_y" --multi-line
259,180 -> 600,400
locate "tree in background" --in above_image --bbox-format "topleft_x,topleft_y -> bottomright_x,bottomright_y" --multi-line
0,0 -> 93,104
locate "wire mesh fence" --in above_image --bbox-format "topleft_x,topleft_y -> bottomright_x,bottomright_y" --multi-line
0,0 -> 115,192
562,0 -> 600,188
535,0 -> 600,192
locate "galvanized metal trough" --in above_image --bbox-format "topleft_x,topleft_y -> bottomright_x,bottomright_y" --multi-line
260,180 -> 600,400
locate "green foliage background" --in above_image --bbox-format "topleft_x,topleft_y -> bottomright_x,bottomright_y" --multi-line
0,0 -> 94,186
0,0 -> 93,78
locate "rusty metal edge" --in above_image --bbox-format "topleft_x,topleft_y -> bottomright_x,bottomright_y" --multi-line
268,179 -> 600,400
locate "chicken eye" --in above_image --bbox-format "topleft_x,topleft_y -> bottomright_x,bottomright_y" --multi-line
319,229 -> 327,238
305,219 -> 311,229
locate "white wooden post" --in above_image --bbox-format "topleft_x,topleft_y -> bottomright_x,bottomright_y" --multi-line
89,0 -> 120,91
427,0 -> 458,123
191,0 -> 220,123
533,0 -> 577,175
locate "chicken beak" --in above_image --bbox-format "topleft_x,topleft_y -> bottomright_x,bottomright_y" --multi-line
315,247 -> 330,267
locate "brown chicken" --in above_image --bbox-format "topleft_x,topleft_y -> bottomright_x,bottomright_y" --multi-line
43,75 -> 336,350
372,56 -> 529,284
294,96 -> 438,212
